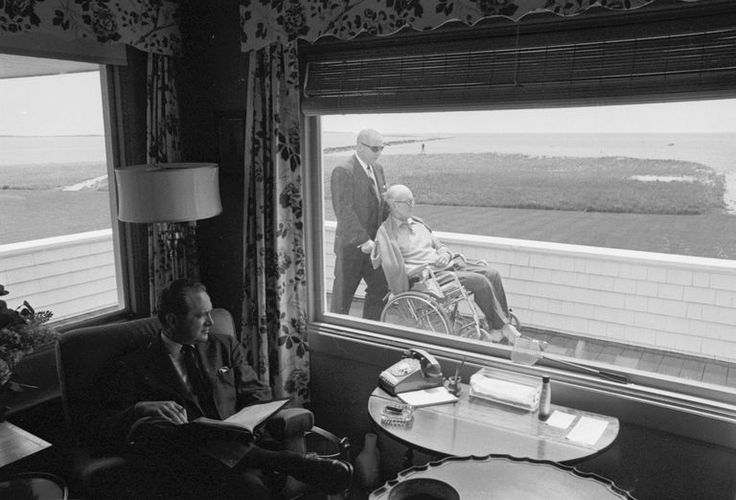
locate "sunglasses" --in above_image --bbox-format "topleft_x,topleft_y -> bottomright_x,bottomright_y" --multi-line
394,199 -> 415,207
361,142 -> 384,153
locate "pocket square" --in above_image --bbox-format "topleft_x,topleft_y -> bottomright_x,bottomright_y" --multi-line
217,366 -> 231,376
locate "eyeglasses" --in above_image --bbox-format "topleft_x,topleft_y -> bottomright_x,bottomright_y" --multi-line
361,142 -> 384,153
394,199 -> 415,207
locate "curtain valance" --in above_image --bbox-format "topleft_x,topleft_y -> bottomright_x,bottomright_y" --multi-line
239,0 -> 704,53
0,0 -> 180,56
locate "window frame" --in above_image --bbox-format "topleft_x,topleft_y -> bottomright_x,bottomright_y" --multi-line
300,3 -> 736,426
0,54 -> 138,330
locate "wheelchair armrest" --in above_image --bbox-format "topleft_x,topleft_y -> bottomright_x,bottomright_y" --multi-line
265,408 -> 315,441
407,264 -> 430,279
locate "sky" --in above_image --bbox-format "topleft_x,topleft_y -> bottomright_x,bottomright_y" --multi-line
1,70 -> 735,136
0,71 -> 104,136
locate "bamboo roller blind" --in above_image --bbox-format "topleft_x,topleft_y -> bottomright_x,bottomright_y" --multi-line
302,6 -> 736,114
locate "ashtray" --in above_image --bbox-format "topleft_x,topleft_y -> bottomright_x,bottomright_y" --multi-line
380,403 -> 414,425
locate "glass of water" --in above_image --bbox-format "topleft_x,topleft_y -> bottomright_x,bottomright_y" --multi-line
510,336 -> 544,366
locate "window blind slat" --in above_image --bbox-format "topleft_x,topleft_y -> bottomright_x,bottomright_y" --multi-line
303,8 -> 736,114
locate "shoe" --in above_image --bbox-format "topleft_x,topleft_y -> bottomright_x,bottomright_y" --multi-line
501,323 -> 521,345
290,454 -> 353,494
487,329 -> 505,343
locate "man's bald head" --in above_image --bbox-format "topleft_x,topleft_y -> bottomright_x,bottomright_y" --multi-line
355,129 -> 384,164
386,184 -> 415,220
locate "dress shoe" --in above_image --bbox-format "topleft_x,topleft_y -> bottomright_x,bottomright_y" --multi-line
290,454 -> 353,494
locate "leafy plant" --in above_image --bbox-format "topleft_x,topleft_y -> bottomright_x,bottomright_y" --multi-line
0,284 -> 59,391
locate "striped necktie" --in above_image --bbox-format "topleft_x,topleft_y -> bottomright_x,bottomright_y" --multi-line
367,164 -> 381,201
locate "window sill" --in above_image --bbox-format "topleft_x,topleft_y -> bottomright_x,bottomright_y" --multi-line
308,320 -> 736,450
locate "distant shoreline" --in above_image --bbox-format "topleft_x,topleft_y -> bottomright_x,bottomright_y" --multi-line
0,134 -> 104,138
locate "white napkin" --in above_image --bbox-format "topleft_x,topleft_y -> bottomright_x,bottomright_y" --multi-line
470,373 -> 540,409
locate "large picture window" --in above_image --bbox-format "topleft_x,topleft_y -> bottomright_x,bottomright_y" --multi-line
318,102 -> 736,394
303,3 -> 736,405
0,54 -> 124,322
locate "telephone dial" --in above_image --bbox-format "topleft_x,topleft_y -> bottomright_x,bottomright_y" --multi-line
378,348 -> 443,396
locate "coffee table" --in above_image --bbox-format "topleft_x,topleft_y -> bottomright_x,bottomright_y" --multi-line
368,384 -> 619,464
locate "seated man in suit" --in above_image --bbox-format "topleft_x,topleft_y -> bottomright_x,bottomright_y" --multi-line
371,184 -> 521,344
94,279 -> 352,498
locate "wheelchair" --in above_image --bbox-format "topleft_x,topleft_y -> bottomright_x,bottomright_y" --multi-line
380,256 -> 520,342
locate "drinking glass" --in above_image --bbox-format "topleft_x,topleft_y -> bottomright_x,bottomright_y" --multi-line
510,336 -> 544,366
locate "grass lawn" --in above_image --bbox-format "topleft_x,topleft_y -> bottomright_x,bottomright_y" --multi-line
324,152 -> 725,214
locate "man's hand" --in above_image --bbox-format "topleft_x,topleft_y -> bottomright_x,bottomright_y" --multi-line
359,240 -> 375,254
434,252 -> 451,268
135,401 -> 188,425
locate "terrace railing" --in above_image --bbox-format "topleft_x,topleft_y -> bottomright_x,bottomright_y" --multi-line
324,221 -> 736,364
3,226 -> 735,364
0,230 -> 122,322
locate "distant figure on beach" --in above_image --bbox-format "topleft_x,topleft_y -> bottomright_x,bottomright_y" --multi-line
371,184 -> 520,344
329,129 -> 390,320
421,143 -> 425,154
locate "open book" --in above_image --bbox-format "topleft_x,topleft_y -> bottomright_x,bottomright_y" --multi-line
189,398 -> 290,434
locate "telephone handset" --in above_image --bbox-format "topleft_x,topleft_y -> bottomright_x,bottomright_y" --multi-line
378,348 -> 443,396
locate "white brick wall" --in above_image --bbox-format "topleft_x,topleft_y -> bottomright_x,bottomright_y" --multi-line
324,222 -> 736,363
0,230 -> 122,321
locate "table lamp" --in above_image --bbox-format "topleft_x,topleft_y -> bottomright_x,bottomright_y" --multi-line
114,162 -> 222,259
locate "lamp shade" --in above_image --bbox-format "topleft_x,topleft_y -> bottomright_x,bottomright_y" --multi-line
115,163 -> 222,223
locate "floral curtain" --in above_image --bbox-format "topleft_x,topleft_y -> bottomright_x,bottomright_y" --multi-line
0,0 -> 180,55
242,43 -> 309,402
239,0 -> 705,52
146,53 -> 198,312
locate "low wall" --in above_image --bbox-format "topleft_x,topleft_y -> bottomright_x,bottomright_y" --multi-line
0,230 -> 121,321
324,222 -> 736,362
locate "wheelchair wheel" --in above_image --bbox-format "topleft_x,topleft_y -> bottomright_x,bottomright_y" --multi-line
381,292 -> 452,335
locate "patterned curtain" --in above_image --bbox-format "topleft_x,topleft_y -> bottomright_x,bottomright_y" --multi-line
0,0 -> 180,55
242,42 -> 309,402
239,0 -> 704,52
146,53 -> 198,312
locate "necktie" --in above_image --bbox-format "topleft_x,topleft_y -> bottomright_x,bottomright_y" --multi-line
181,345 -> 217,418
367,165 -> 380,201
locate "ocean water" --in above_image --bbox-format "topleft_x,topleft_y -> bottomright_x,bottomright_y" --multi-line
0,135 -> 106,165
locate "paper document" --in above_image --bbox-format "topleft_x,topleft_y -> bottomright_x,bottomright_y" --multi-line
191,398 -> 290,433
398,386 -> 458,407
565,416 -> 608,446
545,410 -> 576,429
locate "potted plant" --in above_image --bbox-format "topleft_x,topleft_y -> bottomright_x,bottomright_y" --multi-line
0,284 -> 59,393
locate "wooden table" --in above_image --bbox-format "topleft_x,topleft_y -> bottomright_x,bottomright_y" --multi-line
368,385 -> 619,464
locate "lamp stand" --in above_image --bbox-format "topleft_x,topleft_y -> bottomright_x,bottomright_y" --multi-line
149,222 -> 198,281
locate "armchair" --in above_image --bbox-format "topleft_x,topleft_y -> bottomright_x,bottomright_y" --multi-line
56,309 -> 315,499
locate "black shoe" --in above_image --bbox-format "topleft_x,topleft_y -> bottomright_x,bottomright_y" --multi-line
291,454 -> 353,494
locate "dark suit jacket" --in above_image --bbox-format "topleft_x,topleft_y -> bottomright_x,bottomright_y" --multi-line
96,332 -> 272,448
331,154 -> 389,260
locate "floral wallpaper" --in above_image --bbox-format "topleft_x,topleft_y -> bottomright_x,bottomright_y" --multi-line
1,0 -> 181,55
239,0 -> 705,52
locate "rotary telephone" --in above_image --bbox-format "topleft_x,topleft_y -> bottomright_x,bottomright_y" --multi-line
378,348 -> 443,396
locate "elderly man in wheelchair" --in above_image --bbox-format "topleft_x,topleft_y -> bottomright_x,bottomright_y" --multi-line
370,184 -> 521,344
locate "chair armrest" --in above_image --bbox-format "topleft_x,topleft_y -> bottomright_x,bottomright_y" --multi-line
265,408 -> 314,441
